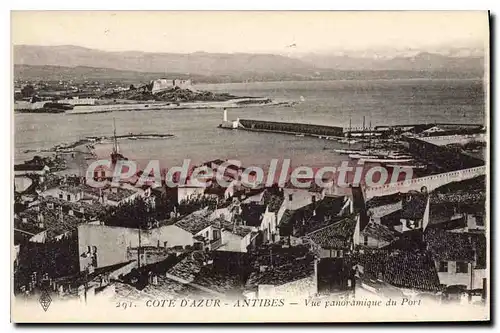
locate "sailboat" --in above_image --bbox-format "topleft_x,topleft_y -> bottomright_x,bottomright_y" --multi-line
110,118 -> 128,164
338,116 -> 359,145
299,96 -> 305,102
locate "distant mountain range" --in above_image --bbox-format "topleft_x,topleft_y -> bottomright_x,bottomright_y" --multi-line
13,45 -> 485,83
298,52 -> 484,72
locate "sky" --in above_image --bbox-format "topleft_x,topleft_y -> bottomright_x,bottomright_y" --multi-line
11,11 -> 489,54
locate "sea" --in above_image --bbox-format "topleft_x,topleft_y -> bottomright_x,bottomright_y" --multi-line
14,79 -> 486,173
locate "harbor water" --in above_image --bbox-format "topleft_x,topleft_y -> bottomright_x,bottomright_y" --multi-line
15,79 -> 485,172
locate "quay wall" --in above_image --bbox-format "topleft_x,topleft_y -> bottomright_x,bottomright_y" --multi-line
238,119 -> 344,137
417,133 -> 486,146
364,166 -> 486,200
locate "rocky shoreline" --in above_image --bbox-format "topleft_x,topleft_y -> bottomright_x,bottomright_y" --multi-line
22,133 -> 175,154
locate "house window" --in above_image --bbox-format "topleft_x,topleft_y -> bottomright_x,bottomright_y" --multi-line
363,236 -> 368,246
456,262 -> 469,273
476,215 -> 485,226
438,261 -> 448,272
67,194 -> 71,201
331,250 -> 337,258
59,193 -> 63,199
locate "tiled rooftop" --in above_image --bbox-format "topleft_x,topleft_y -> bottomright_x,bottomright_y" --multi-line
366,193 -> 402,209
167,251 -> 249,295
425,228 -> 475,262
246,245 -> 314,287
278,196 -> 347,237
361,222 -> 398,243
16,205 -> 83,238
174,209 -> 215,234
401,191 -> 428,220
223,222 -> 253,238
306,216 -> 357,249
105,187 -> 138,202
355,248 -> 441,292
431,176 -> 485,206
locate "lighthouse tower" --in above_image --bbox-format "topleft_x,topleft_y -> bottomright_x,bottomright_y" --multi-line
223,108 -> 228,122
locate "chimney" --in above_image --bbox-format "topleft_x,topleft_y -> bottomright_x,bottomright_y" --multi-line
37,213 -> 44,228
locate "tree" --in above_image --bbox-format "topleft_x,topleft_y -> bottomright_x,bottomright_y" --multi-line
129,84 -> 136,90
100,197 -> 154,229
21,85 -> 35,98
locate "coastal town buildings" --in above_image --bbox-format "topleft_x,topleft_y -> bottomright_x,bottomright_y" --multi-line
151,79 -> 193,93
13,124 -> 488,307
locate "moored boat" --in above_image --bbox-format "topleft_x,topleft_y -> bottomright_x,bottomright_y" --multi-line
334,148 -> 367,155
385,163 -> 426,169
387,154 -> 413,159
360,157 -> 413,163
349,154 -> 379,159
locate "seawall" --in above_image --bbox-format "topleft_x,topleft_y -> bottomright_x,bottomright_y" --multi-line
364,166 -> 486,200
237,119 -> 344,138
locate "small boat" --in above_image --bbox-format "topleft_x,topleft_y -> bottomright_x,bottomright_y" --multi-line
299,96 -> 305,102
387,154 -> 413,159
334,149 -> 367,155
385,164 -> 426,169
349,154 -> 379,159
295,134 -> 305,137
360,157 -> 413,163
339,138 -> 358,144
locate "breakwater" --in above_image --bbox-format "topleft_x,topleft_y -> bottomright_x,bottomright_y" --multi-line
236,119 -> 344,138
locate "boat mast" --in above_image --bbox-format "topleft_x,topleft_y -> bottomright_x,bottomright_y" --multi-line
348,116 -> 352,147
112,118 -> 119,155
368,119 -> 372,150
362,116 -> 366,138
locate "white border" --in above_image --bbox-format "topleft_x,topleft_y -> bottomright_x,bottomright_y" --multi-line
2,2 -> 497,331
